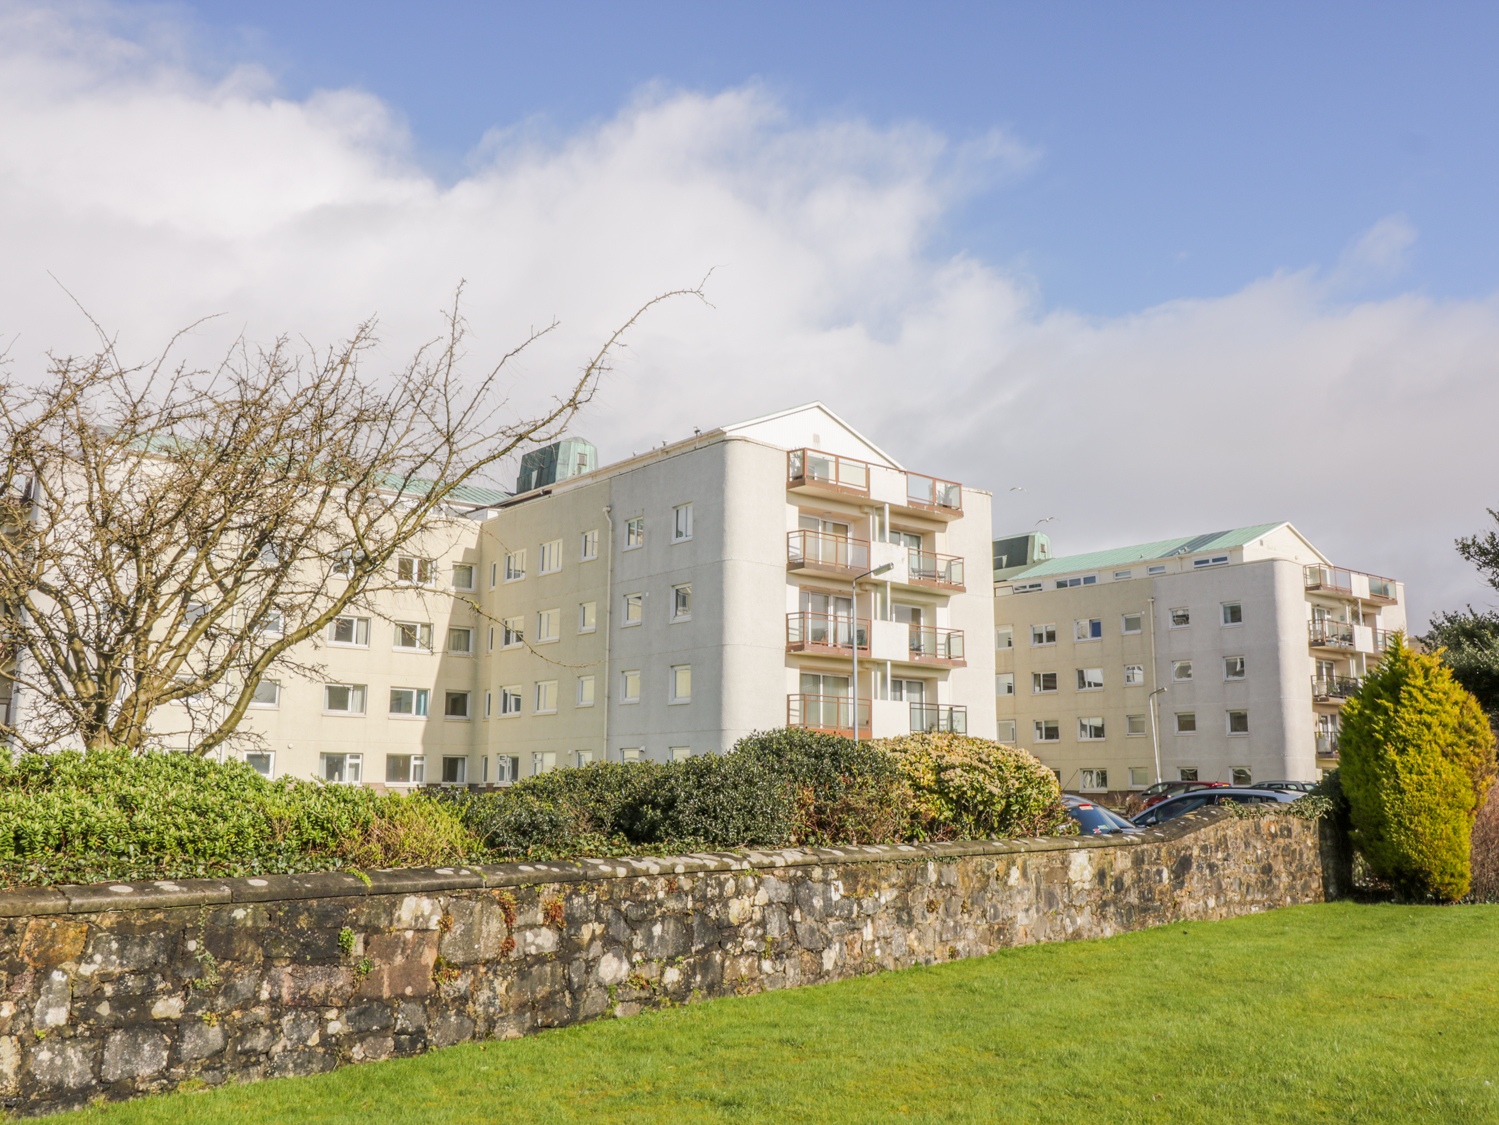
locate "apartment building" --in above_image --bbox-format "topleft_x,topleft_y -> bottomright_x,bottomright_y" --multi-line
232,402 -> 994,786
992,523 -> 1405,795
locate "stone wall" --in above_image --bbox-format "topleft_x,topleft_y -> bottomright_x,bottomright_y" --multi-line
0,810 -> 1332,1116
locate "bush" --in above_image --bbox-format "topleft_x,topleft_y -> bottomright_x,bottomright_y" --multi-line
1470,783 -> 1499,903
872,732 -> 1072,841
1339,634 -> 1498,901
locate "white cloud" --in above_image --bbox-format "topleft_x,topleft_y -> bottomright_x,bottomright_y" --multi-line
2,4 -> 1497,628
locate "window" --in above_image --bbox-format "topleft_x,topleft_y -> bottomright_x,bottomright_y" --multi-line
1080,768 -> 1108,791
1172,660 -> 1193,682
1055,575 -> 1097,588
577,676 -> 595,706
672,584 -> 692,620
670,665 -> 691,703
622,670 -> 641,703
250,680 -> 280,708
1031,624 -> 1057,646
441,756 -> 467,784
1176,712 -> 1197,734
536,539 -> 560,575
673,504 -> 693,542
320,753 -> 363,783
388,688 -> 429,717
385,754 -> 425,784
581,529 -> 599,560
1227,710 -> 1249,735
535,681 -> 558,714
451,564 -> 475,590
671,747 -> 692,762
578,602 -> 597,633
1124,664 -> 1145,686
1179,767 -> 1199,782
1222,602 -> 1243,626
1193,555 -> 1229,568
532,752 -> 557,775
1013,582 -> 1043,595
487,626 -> 494,653
397,556 -> 435,585
1170,607 -> 1190,628
621,749 -> 642,763
996,673 -> 1014,696
489,561 -> 497,588
324,684 -> 367,714
1122,613 -> 1143,634
1231,767 -> 1252,785
1078,717 -> 1105,741
576,750 -> 595,766
332,555 -> 355,580
504,550 -> 526,582
995,627 -> 1013,650
501,617 -> 524,647
447,626 -> 473,654
444,691 -> 471,720
394,622 -> 433,650
1075,619 -> 1103,641
484,691 -> 492,718
1114,570 -> 1132,580
535,610 -> 559,644
245,752 -> 273,778
256,610 -> 284,636
625,518 -> 645,549
1129,767 -> 1150,788
1126,714 -> 1147,736
623,593 -> 643,625
1077,668 -> 1104,691
1032,672 -> 1058,694
1034,719 -> 1060,742
328,616 -> 371,646
997,720 -> 1017,743
500,686 -> 522,716
1147,564 -> 1167,575
1224,656 -> 1246,680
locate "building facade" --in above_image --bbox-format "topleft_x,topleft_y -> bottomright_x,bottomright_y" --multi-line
992,523 -> 1405,794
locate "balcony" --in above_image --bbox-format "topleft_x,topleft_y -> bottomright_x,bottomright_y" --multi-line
904,472 -> 962,516
788,693 -> 870,737
910,703 -> 967,734
787,449 -> 870,499
786,612 -> 870,656
787,529 -> 870,577
1304,565 -> 1398,605
906,549 -> 965,592
905,626 -> 966,667
1308,620 -> 1356,650
787,449 -> 964,520
1316,733 -> 1340,758
1312,676 -> 1361,702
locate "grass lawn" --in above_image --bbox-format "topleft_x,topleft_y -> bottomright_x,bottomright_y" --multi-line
63,902 -> 1498,1125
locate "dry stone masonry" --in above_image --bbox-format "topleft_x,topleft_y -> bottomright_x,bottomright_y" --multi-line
0,810 -> 1334,1115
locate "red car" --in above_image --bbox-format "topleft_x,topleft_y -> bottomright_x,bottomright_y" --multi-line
1141,781 -> 1228,809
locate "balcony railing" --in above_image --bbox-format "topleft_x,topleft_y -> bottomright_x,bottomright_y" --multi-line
1373,628 -> 1395,652
911,703 -> 967,734
1312,676 -> 1361,701
1316,733 -> 1340,757
907,549 -> 965,591
787,529 -> 870,574
905,471 -> 962,514
788,693 -> 870,736
906,626 -> 966,665
1304,565 -> 1398,604
787,449 -> 870,497
787,612 -> 870,654
1308,620 -> 1356,649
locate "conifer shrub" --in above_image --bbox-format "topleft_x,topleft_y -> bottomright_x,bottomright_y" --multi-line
1339,634 -> 1498,901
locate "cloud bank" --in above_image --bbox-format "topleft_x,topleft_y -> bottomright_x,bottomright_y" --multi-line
2,3 -> 1497,627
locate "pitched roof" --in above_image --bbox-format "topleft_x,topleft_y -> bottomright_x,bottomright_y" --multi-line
1005,523 -> 1288,579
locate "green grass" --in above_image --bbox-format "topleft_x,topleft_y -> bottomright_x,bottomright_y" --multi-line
65,902 -> 1499,1125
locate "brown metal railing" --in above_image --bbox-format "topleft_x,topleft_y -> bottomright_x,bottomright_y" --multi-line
907,549 -> 965,590
1304,564 -> 1398,604
906,626 -> 965,664
787,449 -> 870,497
1312,676 -> 1361,701
786,612 -> 870,653
1308,619 -> 1355,648
910,703 -> 967,733
1316,733 -> 1340,757
787,529 -> 870,573
905,472 -> 962,514
788,694 -> 871,735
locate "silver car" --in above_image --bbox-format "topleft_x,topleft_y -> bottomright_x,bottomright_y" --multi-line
1130,787 -> 1298,827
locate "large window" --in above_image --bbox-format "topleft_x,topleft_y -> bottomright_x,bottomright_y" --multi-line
328,616 -> 371,646
389,687 -> 429,716
1080,768 -> 1108,791
451,564 -> 475,590
1032,672 -> 1058,694
1126,714 -> 1147,736
672,584 -> 692,620
504,550 -> 526,581
996,627 -> 1013,650
500,686 -> 522,716
625,518 -> 645,549
394,621 -> 433,650
1175,712 -> 1197,734
1129,767 -> 1150,788
578,601 -> 597,633
1172,660 -> 1193,682
1078,717 -> 1106,741
670,665 -> 691,703
1076,668 -> 1104,691
319,753 -> 362,783
535,681 -> 558,714
581,529 -> 599,560
250,680 -> 280,708
1224,656 -> 1246,680
444,691 -> 471,719
673,504 -> 693,542
997,719 -> 1017,743
447,626 -> 473,654
535,610 -> 559,644
441,757 -> 467,784
1227,710 -> 1250,735
1222,602 -> 1243,626
1031,624 -> 1057,646
577,676 -> 595,707
1033,719 -> 1060,742
396,556 -> 435,585
323,684 -> 366,714
996,673 -> 1014,696
501,617 -> 524,647
623,593 -> 643,625
539,539 -> 562,574
385,754 -> 425,784
621,670 -> 641,702
1074,618 -> 1102,641
1124,664 -> 1146,686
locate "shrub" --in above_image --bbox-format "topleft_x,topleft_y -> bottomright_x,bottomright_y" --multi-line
872,732 -> 1072,841
1340,634 -> 1499,901
1470,783 -> 1499,903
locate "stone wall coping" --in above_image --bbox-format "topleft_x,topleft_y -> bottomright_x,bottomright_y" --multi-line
0,810 -> 1248,918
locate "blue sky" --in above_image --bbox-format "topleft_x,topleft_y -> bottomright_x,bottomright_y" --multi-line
182,1 -> 1499,314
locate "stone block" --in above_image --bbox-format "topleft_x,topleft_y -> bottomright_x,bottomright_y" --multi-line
343,1004 -> 394,1033
101,1028 -> 169,1083
268,1049 -> 336,1078
179,1020 -> 227,1061
265,965 -> 353,1008
357,931 -> 438,1000
29,1039 -> 95,1091
20,920 -> 88,968
32,968 -> 70,1029
78,931 -> 170,977
429,1010 -> 474,1048
641,916 -> 690,961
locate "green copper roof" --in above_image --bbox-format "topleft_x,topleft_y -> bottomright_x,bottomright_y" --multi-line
1004,523 -> 1287,580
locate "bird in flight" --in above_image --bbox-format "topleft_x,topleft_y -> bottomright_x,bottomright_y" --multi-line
1009,486 -> 1025,491
1036,516 -> 1058,525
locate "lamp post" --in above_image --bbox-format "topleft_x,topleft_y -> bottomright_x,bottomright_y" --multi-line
851,561 -> 894,744
1148,686 -> 1167,784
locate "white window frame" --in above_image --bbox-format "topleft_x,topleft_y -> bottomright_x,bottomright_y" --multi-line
995,673 -> 1014,697
1194,555 -> 1230,568
1169,607 -> 1191,628
535,609 -> 560,645
444,690 -> 472,721
1033,719 -> 1060,743
1031,624 -> 1057,647
669,664 -> 691,704
673,503 -> 693,542
1074,618 -> 1102,642
1223,655 -> 1246,681
1231,767 -> 1253,785
384,754 -> 424,785
1076,668 -> 1104,692
1179,767 -> 1199,782
621,669 -> 641,703
995,627 -> 1013,650
504,550 -> 526,582
393,621 -> 433,651
1226,710 -> 1250,736
1175,712 -> 1197,734
1128,766 -> 1150,788
539,539 -> 563,575
578,601 -> 597,633
245,751 -> 274,778
1121,613 -> 1143,635
623,593 -> 643,626
323,683 -> 367,715
447,626 -> 474,655
396,556 -> 436,586
1172,660 -> 1193,682
625,517 -> 645,550
501,617 -> 525,648
249,680 -> 281,708
1125,714 -> 1147,737
440,756 -> 467,785
500,686 -> 522,717
328,616 -> 371,647
388,687 -> 429,718
1113,570 -> 1132,580
672,584 -> 692,621
1079,768 -> 1108,792
577,676 -> 595,707
319,752 -> 363,784
484,691 -> 492,719
996,719 -> 1017,743
535,680 -> 559,715
1031,671 -> 1058,694
1222,601 -> 1244,627
581,529 -> 599,561
451,563 -> 475,591
1147,564 -> 1166,575
1123,664 -> 1145,686
1078,717 -> 1106,741
489,561 -> 497,589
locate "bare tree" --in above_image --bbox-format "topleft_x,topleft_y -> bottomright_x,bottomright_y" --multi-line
0,285 -> 704,754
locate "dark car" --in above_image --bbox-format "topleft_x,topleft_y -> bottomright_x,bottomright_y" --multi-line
1130,787 -> 1298,827
1251,780 -> 1316,793
1064,794 -> 1141,836
1141,781 -> 1229,809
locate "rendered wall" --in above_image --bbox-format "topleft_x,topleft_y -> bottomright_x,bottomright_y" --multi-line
0,811 -> 1331,1116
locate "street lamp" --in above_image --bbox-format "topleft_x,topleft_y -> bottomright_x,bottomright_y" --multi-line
851,561 -> 894,744
1148,687 -> 1167,785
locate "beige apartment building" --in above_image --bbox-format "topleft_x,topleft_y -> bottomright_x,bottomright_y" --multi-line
226,403 -> 995,786
992,522 -> 1405,795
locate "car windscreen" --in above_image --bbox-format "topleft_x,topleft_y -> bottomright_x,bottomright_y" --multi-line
1154,794 -> 1211,821
1068,804 -> 1130,834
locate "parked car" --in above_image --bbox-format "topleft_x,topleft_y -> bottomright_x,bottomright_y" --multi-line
1064,794 -> 1142,836
1130,787 -> 1298,827
1141,781 -> 1229,809
1250,780 -> 1316,793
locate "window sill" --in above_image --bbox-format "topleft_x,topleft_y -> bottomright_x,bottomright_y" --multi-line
322,712 -> 366,718
622,621 -> 642,628
499,713 -> 521,720
1125,732 -> 1147,738
670,616 -> 691,624
326,643 -> 370,649
623,545 -> 643,552
388,714 -> 429,721
538,568 -> 562,577
672,537 -> 693,545
1076,687 -> 1103,693
576,702 -> 595,708
443,717 -> 473,723
578,627 -> 597,635
621,699 -> 641,706
668,699 -> 691,706
503,577 -> 526,584
581,555 -> 599,563
534,709 -> 558,717
248,704 -> 279,710
393,647 -> 433,654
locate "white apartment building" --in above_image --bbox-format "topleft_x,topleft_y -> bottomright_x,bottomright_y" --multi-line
993,522 -> 1405,796
232,403 -> 995,786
